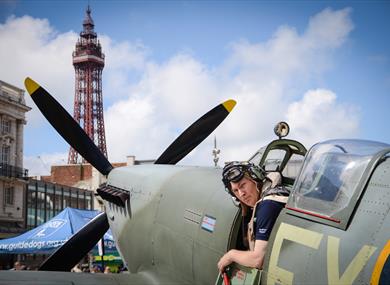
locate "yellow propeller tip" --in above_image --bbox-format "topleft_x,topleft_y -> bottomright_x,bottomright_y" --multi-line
222,99 -> 236,112
24,77 -> 40,95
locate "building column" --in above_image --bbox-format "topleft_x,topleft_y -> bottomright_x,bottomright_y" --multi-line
15,119 -> 25,168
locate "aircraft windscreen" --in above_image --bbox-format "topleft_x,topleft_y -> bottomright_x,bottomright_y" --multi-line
282,153 -> 304,179
291,140 -> 390,218
262,149 -> 286,171
248,147 -> 266,165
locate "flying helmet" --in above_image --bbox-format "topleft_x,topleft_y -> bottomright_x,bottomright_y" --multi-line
222,161 -> 266,197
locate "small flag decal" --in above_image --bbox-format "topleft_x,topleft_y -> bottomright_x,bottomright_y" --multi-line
201,215 -> 216,233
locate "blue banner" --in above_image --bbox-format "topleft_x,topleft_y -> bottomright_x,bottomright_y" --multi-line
0,207 -> 115,254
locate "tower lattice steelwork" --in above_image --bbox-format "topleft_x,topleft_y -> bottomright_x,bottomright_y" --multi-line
68,6 -> 108,164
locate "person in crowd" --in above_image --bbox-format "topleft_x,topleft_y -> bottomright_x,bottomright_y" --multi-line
104,266 -> 111,274
10,261 -> 23,270
71,264 -> 82,272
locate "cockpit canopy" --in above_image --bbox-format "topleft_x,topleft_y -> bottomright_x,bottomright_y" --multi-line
289,139 -> 390,228
249,139 -> 307,186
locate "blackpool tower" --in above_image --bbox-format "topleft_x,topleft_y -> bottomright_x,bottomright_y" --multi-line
68,6 -> 108,164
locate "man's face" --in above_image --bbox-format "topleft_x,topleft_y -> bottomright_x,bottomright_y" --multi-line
230,176 -> 259,207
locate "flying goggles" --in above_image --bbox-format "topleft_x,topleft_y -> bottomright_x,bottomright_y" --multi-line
222,161 -> 266,195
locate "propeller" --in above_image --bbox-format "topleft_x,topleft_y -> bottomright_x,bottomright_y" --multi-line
39,213 -> 109,271
25,77 -> 236,271
25,78 -> 113,176
155,99 -> 236,164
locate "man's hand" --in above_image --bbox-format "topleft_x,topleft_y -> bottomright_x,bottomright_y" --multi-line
217,240 -> 268,272
217,250 -> 233,272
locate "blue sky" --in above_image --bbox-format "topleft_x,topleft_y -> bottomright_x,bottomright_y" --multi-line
0,1 -> 389,175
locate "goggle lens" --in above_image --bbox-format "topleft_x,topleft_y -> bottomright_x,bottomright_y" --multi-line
224,167 -> 244,183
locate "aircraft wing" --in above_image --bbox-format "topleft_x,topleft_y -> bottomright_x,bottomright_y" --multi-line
0,271 -> 130,285
0,270 -> 187,285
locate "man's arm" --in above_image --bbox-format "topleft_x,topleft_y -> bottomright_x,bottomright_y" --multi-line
217,240 -> 268,272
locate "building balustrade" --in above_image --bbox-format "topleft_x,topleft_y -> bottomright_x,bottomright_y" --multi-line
0,163 -> 28,180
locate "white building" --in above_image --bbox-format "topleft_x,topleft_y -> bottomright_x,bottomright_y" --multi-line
0,80 -> 31,238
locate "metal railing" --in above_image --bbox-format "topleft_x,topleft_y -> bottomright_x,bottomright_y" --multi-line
0,163 -> 28,180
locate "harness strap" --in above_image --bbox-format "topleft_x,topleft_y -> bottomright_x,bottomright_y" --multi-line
247,194 -> 288,251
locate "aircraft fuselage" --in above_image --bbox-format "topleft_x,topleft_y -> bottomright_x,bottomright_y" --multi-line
105,164 -> 239,284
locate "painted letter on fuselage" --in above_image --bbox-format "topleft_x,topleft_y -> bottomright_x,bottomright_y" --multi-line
267,223 -> 323,285
327,236 -> 376,285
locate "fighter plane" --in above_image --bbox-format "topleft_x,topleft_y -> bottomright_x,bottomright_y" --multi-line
0,78 -> 389,285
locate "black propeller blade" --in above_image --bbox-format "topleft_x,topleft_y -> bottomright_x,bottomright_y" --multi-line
25,77 -> 236,272
24,77 -> 113,176
25,77 -> 112,271
39,213 -> 109,271
155,99 -> 236,164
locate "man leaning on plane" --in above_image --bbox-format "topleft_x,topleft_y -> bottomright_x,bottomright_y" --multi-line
218,161 -> 289,271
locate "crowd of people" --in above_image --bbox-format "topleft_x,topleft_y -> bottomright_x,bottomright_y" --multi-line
71,263 -> 127,273
4,261 -> 127,273
9,261 -> 28,270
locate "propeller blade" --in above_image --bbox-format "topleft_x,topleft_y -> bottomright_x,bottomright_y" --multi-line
39,212 -> 109,271
155,99 -> 236,164
24,77 -> 113,175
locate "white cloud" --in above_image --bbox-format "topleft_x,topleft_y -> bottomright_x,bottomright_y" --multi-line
227,8 -> 353,84
0,15 -> 76,126
0,15 -> 149,126
0,8 -> 360,174
105,53 -> 222,162
106,8 -> 355,164
305,7 -> 353,49
100,36 -> 150,100
105,96 -> 168,161
202,7 -> 355,162
24,152 -> 68,176
286,89 -> 359,147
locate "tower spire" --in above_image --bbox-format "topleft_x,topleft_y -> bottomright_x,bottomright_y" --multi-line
68,6 -> 108,164
83,4 -> 95,34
